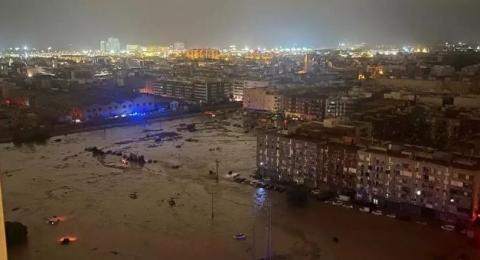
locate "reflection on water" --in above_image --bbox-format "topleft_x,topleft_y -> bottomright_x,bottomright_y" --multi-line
254,187 -> 267,208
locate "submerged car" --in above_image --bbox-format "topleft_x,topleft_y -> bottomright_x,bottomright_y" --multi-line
233,233 -> 247,240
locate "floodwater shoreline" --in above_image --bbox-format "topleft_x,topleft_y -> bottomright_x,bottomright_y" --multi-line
0,112 -> 203,144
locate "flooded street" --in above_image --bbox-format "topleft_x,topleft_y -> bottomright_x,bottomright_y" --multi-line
0,113 -> 478,260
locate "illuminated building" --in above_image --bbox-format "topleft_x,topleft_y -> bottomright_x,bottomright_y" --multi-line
173,42 -> 185,52
107,37 -> 121,53
144,46 -> 170,57
257,124 -> 358,190
186,49 -> 220,60
152,78 -> 228,104
357,148 -> 480,223
325,96 -> 358,118
126,44 -> 141,54
73,95 -> 155,122
257,125 -> 480,224
100,41 -> 106,53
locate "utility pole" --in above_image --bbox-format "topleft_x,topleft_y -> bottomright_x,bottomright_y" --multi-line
211,192 -> 214,223
215,159 -> 220,184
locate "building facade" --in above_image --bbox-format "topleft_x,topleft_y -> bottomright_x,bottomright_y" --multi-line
186,49 -> 221,60
72,95 -> 155,122
283,95 -> 327,120
243,87 -> 282,112
257,130 -> 358,192
356,149 -> 480,223
152,78 -> 228,104
257,129 -> 480,223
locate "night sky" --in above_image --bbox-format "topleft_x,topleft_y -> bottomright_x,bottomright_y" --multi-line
0,0 -> 479,49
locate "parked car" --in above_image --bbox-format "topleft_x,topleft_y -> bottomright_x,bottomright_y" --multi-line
337,195 -> 351,202
311,189 -> 321,195
342,204 -> 354,209
332,201 -> 343,206
372,210 -> 383,216
386,213 -> 396,219
441,225 -> 455,232
359,207 -> 371,213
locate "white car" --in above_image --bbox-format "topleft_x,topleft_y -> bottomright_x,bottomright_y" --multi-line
372,210 -> 383,216
311,189 -> 321,195
359,207 -> 370,213
342,204 -> 354,209
386,214 -> 396,219
441,225 -> 455,232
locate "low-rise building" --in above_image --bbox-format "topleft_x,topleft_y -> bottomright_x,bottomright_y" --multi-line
243,87 -> 282,112
76,94 -> 155,121
152,78 -> 229,104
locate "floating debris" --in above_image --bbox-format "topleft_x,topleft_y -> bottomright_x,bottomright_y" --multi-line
129,192 -> 138,200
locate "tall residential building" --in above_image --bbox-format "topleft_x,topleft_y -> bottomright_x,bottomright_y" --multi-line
257,125 -> 358,191
100,41 -> 106,53
107,37 -> 121,53
304,54 -> 314,73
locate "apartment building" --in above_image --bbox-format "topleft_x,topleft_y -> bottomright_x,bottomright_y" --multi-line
256,124 -> 480,223
283,95 -> 327,120
257,125 -> 358,192
357,148 -> 480,223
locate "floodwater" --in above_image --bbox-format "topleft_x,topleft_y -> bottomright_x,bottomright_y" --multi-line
0,113 -> 478,260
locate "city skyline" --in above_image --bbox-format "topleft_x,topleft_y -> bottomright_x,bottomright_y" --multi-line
1,0 -> 479,50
